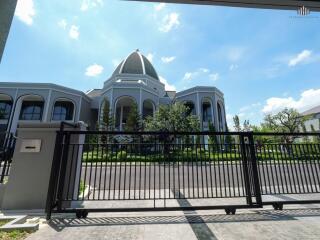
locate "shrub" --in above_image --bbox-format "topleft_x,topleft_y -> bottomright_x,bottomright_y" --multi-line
117,150 -> 127,161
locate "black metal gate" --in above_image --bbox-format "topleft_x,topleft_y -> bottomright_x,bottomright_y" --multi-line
46,129 -> 263,219
46,129 -> 320,219
0,132 -> 16,183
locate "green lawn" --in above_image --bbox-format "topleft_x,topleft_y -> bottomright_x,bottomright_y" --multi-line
0,220 -> 31,240
81,150 -> 320,163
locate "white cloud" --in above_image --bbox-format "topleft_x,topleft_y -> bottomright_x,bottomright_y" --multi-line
288,50 -> 312,66
159,12 -> 180,32
69,25 -> 80,39
209,73 -> 219,81
161,56 -> 176,63
15,0 -> 36,25
182,68 -> 214,81
183,72 -> 193,81
262,88 -> 320,114
229,64 -> 238,71
146,53 -> 154,62
81,0 -> 103,11
159,76 -> 176,91
58,19 -> 67,29
154,3 -> 166,11
85,64 -> 104,77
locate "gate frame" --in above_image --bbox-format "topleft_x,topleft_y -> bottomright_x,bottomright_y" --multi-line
46,129 -> 264,220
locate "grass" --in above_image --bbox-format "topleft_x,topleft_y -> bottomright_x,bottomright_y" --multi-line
0,230 -> 30,240
82,150 -> 320,163
78,180 -> 85,196
0,220 -> 31,240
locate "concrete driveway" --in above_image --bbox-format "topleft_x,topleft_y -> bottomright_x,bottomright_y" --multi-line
26,203 -> 320,240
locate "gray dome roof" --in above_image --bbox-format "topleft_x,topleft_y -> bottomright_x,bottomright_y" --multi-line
112,50 -> 159,80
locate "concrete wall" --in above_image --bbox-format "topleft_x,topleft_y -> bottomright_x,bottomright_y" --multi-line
1,122 -> 85,210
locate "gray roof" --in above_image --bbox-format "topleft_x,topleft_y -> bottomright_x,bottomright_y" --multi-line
112,50 -> 159,80
86,89 -> 102,98
301,105 -> 320,116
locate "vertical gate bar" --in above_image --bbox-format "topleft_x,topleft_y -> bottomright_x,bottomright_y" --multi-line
288,143 -> 298,194
248,133 -> 262,206
45,129 -> 64,220
103,138 -> 108,200
271,144 -> 283,194
309,143 -> 320,191
304,144 -> 316,193
240,134 -> 252,206
56,131 -> 71,211
297,144 -> 308,193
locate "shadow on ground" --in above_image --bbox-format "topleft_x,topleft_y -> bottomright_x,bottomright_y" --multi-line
48,208 -> 320,232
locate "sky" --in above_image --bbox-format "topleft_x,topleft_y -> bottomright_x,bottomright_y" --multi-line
1,0 -> 320,128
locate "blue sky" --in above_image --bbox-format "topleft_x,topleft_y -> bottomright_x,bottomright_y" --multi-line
1,0 -> 320,128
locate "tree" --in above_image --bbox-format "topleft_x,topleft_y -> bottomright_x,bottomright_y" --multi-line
233,115 -> 241,132
144,102 -> 200,156
243,120 -> 252,131
233,115 -> 252,132
263,108 -> 304,134
208,121 -> 218,152
125,102 -> 142,131
144,102 -> 200,132
225,126 -> 234,150
100,100 -> 114,131
262,108 -> 306,155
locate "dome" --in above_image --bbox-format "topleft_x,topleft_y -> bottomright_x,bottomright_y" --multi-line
112,50 -> 159,80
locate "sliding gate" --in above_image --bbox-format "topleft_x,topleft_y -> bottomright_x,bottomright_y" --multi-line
46,131 -> 262,219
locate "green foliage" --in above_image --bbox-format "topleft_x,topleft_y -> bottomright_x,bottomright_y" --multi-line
0,226 -> 31,239
125,102 -> 142,131
144,102 -> 200,132
233,115 -> 241,132
262,108 -> 305,144
263,108 -> 304,133
225,126 -> 234,148
100,99 -> 114,131
208,121 -> 218,152
117,150 -> 127,161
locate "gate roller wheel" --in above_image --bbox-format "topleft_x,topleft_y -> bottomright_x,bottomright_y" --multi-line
272,203 -> 283,211
76,210 -> 89,219
82,210 -> 89,219
225,208 -> 236,215
76,210 -> 82,219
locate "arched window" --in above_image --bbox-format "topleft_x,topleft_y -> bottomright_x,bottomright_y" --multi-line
0,101 -> 12,120
202,99 -> 212,122
19,101 -> 44,120
52,101 -> 74,121
217,102 -> 223,131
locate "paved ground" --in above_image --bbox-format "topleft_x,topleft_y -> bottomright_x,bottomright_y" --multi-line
26,193 -> 320,240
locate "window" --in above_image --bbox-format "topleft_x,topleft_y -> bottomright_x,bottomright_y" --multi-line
0,101 -> 12,120
52,101 -> 74,121
20,101 -> 44,120
202,102 -> 212,122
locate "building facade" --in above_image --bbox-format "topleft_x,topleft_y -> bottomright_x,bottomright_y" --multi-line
301,105 -> 320,132
0,50 -> 227,133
